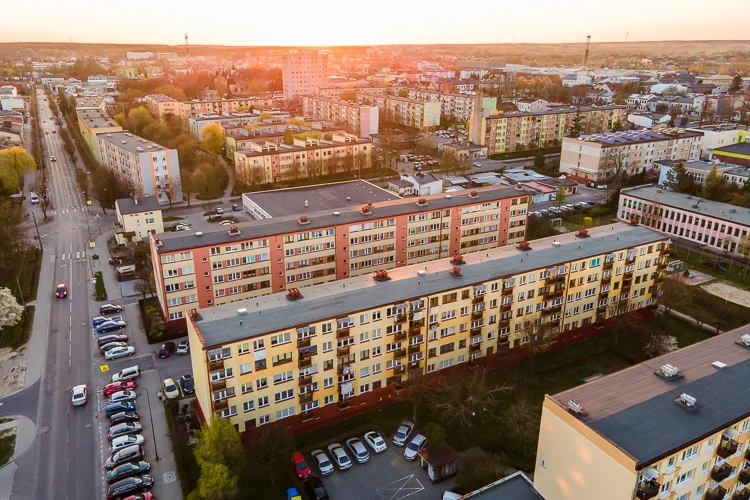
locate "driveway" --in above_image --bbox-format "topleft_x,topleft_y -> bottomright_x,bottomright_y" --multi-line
318,440 -> 454,500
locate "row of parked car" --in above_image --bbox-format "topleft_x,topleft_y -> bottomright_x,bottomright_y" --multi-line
528,200 -> 603,218
93,304 -> 135,360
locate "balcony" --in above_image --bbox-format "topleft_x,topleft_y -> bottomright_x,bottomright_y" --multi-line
300,411 -> 316,423
710,464 -> 733,483
470,326 -> 483,336
298,357 -> 312,370
501,303 -> 512,312
545,275 -> 564,285
472,295 -> 485,304
394,313 -> 407,324
705,486 -> 727,500
738,468 -> 750,485
386,375 -> 403,387
213,399 -> 228,412
502,287 -> 514,296
297,337 -> 311,349
337,346 -> 351,357
211,379 -> 226,391
601,276 -> 612,285
391,348 -> 406,360
408,360 -> 421,371
209,358 -> 224,371
409,326 -> 422,337
469,343 -> 481,353
732,489 -> 750,500
391,365 -> 405,375
603,260 -> 614,271
543,289 -> 564,301
394,331 -> 407,342
660,247 -> 670,256
299,375 -> 312,388
635,480 -> 660,500
408,344 -> 421,355
299,393 -> 313,404
471,310 -> 484,321
746,448 -> 750,461
336,328 -> 350,339
717,438 -> 739,459
499,318 -> 510,328
599,288 -> 610,298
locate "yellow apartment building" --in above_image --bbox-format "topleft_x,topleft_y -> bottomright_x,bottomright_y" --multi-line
114,196 -> 164,245
356,92 -> 441,129
534,324 -> 750,500
186,223 -> 668,432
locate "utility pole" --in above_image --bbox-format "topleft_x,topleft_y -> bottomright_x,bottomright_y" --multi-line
31,212 -> 42,249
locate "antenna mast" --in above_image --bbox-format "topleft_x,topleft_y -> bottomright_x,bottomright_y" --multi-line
583,35 -> 591,69
185,33 -> 192,75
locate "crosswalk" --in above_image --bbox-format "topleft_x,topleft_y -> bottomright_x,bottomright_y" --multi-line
51,250 -> 89,263
50,206 -> 89,216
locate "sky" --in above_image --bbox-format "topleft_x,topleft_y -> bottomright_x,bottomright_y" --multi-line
3,0 -> 749,46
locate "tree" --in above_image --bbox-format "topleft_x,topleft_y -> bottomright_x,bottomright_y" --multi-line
568,105 -> 584,137
663,159 -> 695,194
196,463 -> 238,500
521,316 -> 558,379
602,148 -> 630,183
655,103 -> 668,114
158,178 -> 181,209
552,183 -> 567,209
607,298 -> 631,347
32,175 -> 52,220
91,167 -> 129,214
282,129 -> 294,145
701,164 -> 727,201
246,424 -> 295,487
533,150 -> 545,169
194,416 -> 247,475
0,287 -> 24,328
201,123 -> 225,156
500,397 -> 539,456
0,147 -> 36,194
126,107 -> 155,136
402,371 -> 437,424
426,366 -> 511,429
422,423 -> 447,451
453,450 -> 508,495
659,276 -> 694,327
611,119 -> 623,132
248,165 -> 266,188
643,331 -> 679,358
729,75 -> 742,93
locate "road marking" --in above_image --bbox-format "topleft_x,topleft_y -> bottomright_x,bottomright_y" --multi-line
76,252 -> 80,259
68,252 -> 71,260
61,253 -> 66,261
377,474 -> 425,500
50,254 -> 56,263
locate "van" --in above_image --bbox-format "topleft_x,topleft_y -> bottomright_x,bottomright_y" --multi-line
116,265 -> 136,275
30,193 -> 40,204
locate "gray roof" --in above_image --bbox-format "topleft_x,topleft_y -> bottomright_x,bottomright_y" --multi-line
99,131 -> 172,155
487,104 -> 625,120
621,184 -> 750,228
193,224 -> 665,348
145,94 -> 177,103
158,185 -> 525,253
76,109 -> 120,130
551,324 -> 750,468
714,142 -> 750,156
459,472 -> 543,500
411,172 -> 440,185
116,196 -> 161,215
388,179 -> 412,188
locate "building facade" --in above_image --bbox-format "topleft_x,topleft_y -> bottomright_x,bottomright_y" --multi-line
619,184 -> 750,256
282,51 -> 329,101
534,324 -> 750,500
712,143 -> 750,167
356,93 -> 441,129
150,186 -> 531,323
301,96 -> 378,138
98,131 -> 183,205
225,123 -> 346,159
114,197 -> 164,245
186,223 -> 667,432
76,108 -> 122,163
560,129 -> 703,181
179,97 -> 277,120
686,125 -> 746,159
400,89 -> 496,123
188,111 -> 290,140
144,94 -> 181,120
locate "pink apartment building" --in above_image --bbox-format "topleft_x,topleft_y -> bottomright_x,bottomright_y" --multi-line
301,95 -> 379,138
619,184 -> 750,255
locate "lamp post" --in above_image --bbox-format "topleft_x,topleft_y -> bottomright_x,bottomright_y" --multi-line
143,388 -> 160,461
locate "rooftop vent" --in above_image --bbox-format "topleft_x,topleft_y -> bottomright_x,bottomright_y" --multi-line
416,198 -> 428,207
675,393 -> 698,412
576,228 -> 589,238
469,191 -> 479,199
655,363 -> 682,381
450,266 -> 462,277
287,288 -> 303,300
153,236 -> 163,247
444,194 -> 452,199
739,333 -> 750,348
373,270 -> 391,282
298,216 -> 310,225
237,307 -> 248,315
729,208 -> 736,213
451,253 -> 464,265
518,241 -> 531,251
333,211 -> 340,216
568,400 -> 583,413
195,231 -> 203,236
227,226 -> 241,236
712,361 -> 727,370
361,205 -> 372,215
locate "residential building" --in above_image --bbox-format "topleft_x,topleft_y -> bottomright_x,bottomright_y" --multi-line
560,129 -> 703,181
356,93 -> 441,129
87,75 -> 120,88
534,324 -> 750,500
701,74 -> 734,93
627,112 -> 670,129
75,95 -> 106,112
186,223 -> 667,432
282,51 -> 329,101
619,184 -> 750,255
0,98 -> 23,112
98,131 -> 183,205
188,111 -> 290,140
0,86 -> 17,98
712,143 -> 750,167
437,141 -> 488,161
144,94 -> 181,120
234,133 -> 372,185
687,125 -> 747,159
225,122 -> 346,159
149,185 -> 531,323
480,105 -> 627,155
76,108 -> 122,163
399,89 -> 496,122
516,99 -> 549,113
561,72 -> 592,87
626,94 -> 659,113
317,87 -> 389,99
179,97 -> 277,121
0,110 -> 24,145
301,96 -> 378,138
126,51 -> 154,60
386,172 -> 443,196
656,160 -> 749,187
114,196 -> 164,245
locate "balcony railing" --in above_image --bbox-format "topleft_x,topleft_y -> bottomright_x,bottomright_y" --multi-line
545,275 -> 564,285
391,365 -> 405,375
502,288 -> 514,296
299,375 -> 312,388
298,357 -> 312,369
300,411 -> 316,422
408,344 -> 421,354
213,399 -> 228,412
660,247 -> 670,256
710,464 -> 733,483
499,318 -> 510,328
705,486 -> 727,500
601,276 -> 612,285
391,348 -> 406,359
394,331 -> 407,342
408,360 -> 421,371
394,314 -> 407,324
211,379 -> 226,391
336,328 -> 350,339
603,260 -> 614,271
299,393 -> 313,404
469,327 -> 483,336
337,346 -> 351,357
297,337 -> 311,349
738,467 -> 750,485
472,296 -> 485,304
469,343 -> 481,353
209,358 -> 225,371
471,311 -> 484,320
746,448 -> 750,461
501,303 -> 512,312
717,438 -> 739,459
635,480 -> 660,500
409,326 -> 422,337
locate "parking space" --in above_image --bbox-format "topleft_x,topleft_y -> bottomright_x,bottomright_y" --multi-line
314,436 -> 454,500
166,209 -> 251,233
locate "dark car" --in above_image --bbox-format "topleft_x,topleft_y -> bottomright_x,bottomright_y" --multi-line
180,374 -> 195,394
232,203 -> 242,212
100,342 -> 128,355
93,316 -> 112,327
105,401 -> 136,418
106,474 -> 153,499
109,411 -> 140,425
98,334 -> 129,347
55,283 -> 67,298
96,320 -> 127,335
105,445 -> 144,469
100,304 -> 124,315
157,342 -> 176,358
304,476 -> 329,500
106,461 -> 151,484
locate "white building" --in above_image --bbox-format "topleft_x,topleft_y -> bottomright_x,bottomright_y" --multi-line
0,86 -> 18,98
389,172 -> 443,196
98,131 -> 183,205
516,98 -> 549,113
126,52 -> 154,60
282,51 -> 328,101
626,112 -> 670,129
626,94 -> 658,112
686,124 -> 746,159
114,196 -> 164,245
562,72 -> 592,87
459,69 -> 490,79
649,83 -> 688,94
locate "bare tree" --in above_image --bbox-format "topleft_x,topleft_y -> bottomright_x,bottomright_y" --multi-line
658,276 -> 694,327
32,175 -> 52,220
601,148 -> 630,183
521,316 -> 558,380
402,371 -> 440,425
158,178 -> 180,209
607,298 -> 631,347
500,397 -> 539,457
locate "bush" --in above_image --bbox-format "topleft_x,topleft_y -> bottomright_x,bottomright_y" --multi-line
94,271 -> 107,301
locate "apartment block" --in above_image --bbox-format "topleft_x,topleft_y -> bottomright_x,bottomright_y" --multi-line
144,94 -> 181,120
188,111 -> 291,140
560,129 -> 703,181
400,89 -> 496,123
282,51 -> 329,101
301,95 -> 378,138
76,108 -> 122,163
179,97 -> 277,120
317,87 -> 388,99
186,223 -> 667,432
656,160 -> 749,187
356,93 -> 441,129
619,184 -> 750,256
481,105 -> 627,155
149,185 -> 531,323
225,123 -> 346,158
685,124 -> 746,159
234,133 -> 372,185
534,324 -> 750,500
114,196 -> 164,245
98,131 -> 183,205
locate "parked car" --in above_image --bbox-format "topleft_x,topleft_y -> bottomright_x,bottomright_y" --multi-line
232,203 -> 242,212
100,304 -> 124,315
108,422 -> 143,441
55,283 -> 67,298
176,340 -> 189,354
105,346 -> 136,360
105,401 -> 136,418
180,374 -> 195,395
162,378 -> 180,399
214,207 -> 224,215
363,431 -> 387,453
345,437 -> 370,463
100,342 -> 128,355
121,493 -> 153,500
108,390 -> 137,405
403,434 -> 427,461
539,209 -> 550,216
392,421 -> 415,446
304,476 -> 329,500
112,366 -> 140,383
326,443 -> 351,470
71,384 -> 87,407
292,452 -> 311,479
110,434 -> 145,453
310,449 -> 334,476
106,474 -> 153,499
30,193 -> 40,204
109,411 -> 140,425
103,381 -> 137,397
473,162 -> 482,167
93,316 -> 113,328
174,224 -> 190,232
106,461 -> 151,484
157,342 -> 175,358
105,445 -> 144,470
574,202 -> 588,208
96,320 -> 127,335
98,334 -> 129,347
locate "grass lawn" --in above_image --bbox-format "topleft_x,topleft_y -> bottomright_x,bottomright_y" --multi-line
0,428 -> 16,467
163,216 -> 185,222
672,245 -> 750,290
669,286 -> 750,331
0,305 -> 35,350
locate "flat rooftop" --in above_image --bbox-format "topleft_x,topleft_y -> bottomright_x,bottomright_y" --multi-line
77,109 -> 120,130
576,129 -> 703,147
192,223 -> 666,348
75,95 -> 104,109
551,324 -> 750,469
145,94 -> 177,103
714,142 -> 750,156
99,131 -> 170,155
488,104 -> 626,119
244,180 -> 395,218
303,95 -> 373,108
622,184 -> 750,228
459,472 -> 543,500
657,160 -> 744,174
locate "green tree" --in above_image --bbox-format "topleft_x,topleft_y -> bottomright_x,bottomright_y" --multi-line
701,164 -> 727,201
553,183 -> 567,209
422,423 -> 447,451
201,123 -> 225,156
91,167 -> 129,214
246,424 -> 295,487
729,74 -> 742,93
611,119 -> 623,132
197,463 -> 239,500
568,106 -> 584,137
655,103 -> 668,114
664,160 -> 695,194
533,150 -> 545,169
194,416 -> 246,474
282,129 -> 294,145
0,147 -> 36,194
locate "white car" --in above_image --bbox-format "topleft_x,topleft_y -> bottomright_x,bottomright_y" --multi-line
363,431 -> 387,453
108,390 -> 137,404
345,437 -> 370,463
71,384 -> 87,406
112,366 -> 140,383
393,421 -> 415,446
473,162 -> 482,167
110,434 -> 145,453
311,448 -> 334,476
403,434 -> 427,461
219,221 -> 231,226
326,443 -> 352,470
105,346 -> 135,360
162,378 -> 180,399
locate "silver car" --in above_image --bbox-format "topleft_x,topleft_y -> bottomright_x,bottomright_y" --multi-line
311,448 -> 334,476
110,434 -> 145,453
327,443 -> 352,470
105,346 -> 135,360
345,437 -> 370,463
108,390 -> 137,405
393,421 -> 415,446
364,431 -> 387,453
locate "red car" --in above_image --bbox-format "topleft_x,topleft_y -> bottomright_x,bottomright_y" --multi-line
122,494 -> 154,500
55,283 -> 67,298
292,452 -> 311,479
103,381 -> 137,397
